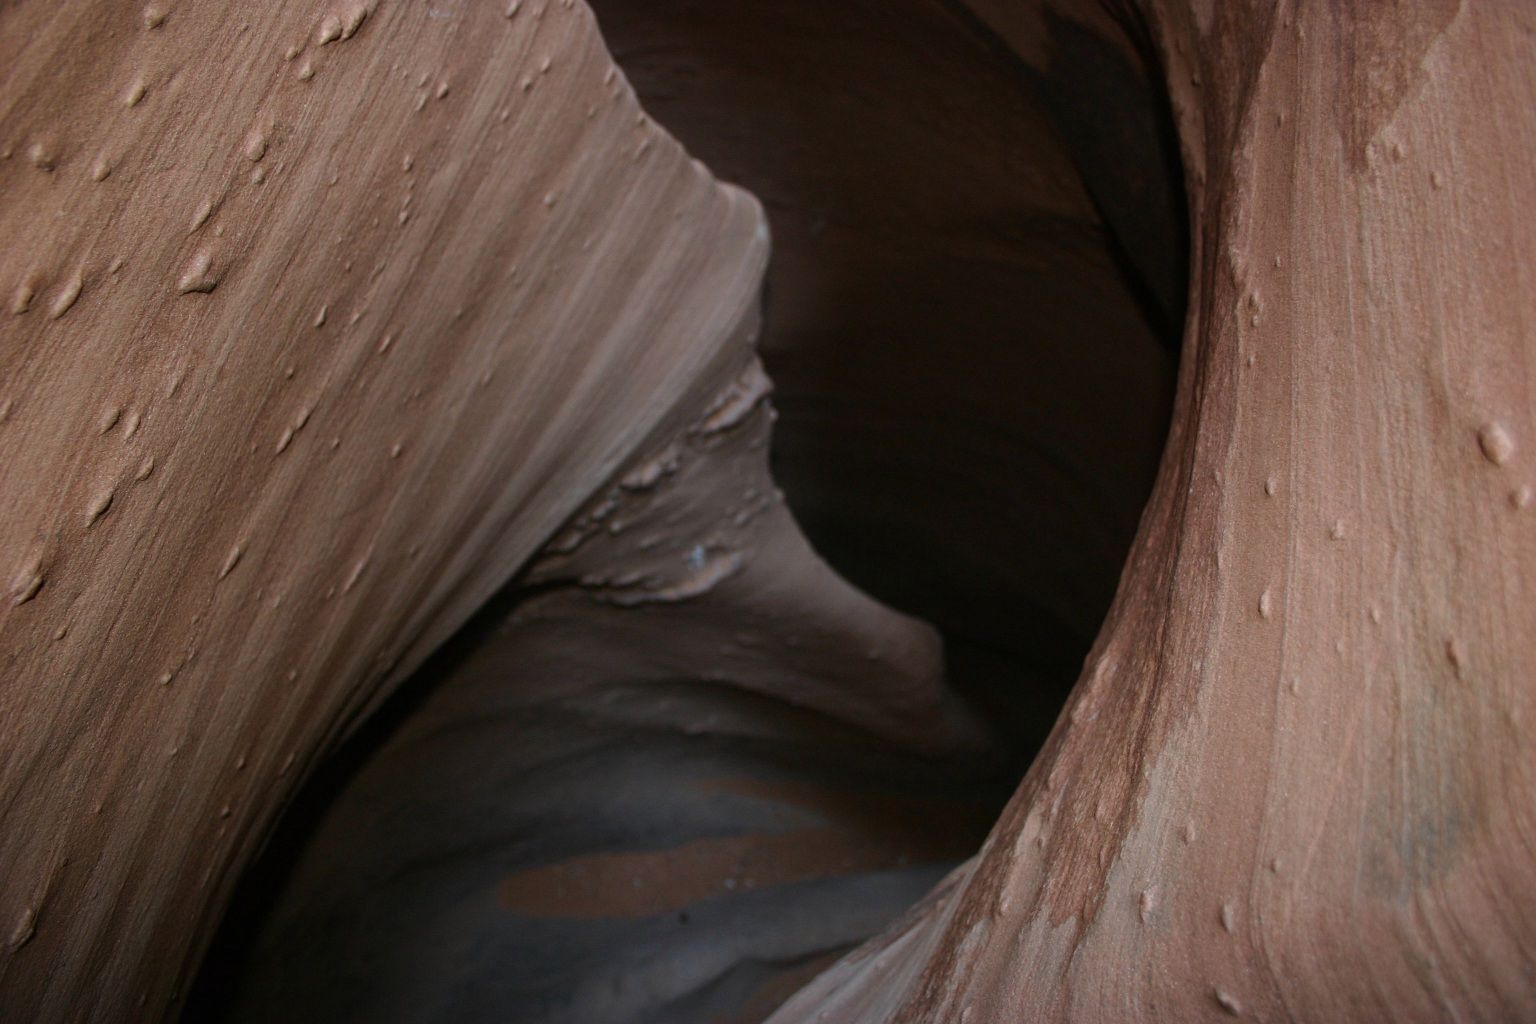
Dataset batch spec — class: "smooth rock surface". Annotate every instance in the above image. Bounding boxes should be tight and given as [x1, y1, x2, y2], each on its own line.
[0, 2, 762, 1018]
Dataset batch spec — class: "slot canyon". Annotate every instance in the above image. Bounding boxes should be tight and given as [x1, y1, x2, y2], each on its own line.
[0, 1, 1532, 1022]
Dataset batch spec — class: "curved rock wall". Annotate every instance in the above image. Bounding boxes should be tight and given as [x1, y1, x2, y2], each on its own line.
[768, 2, 1536, 1020]
[0, 2, 762, 1018]
[3, 1, 1533, 1022]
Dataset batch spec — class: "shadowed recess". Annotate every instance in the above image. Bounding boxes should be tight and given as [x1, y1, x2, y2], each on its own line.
[190, 2, 1186, 1022]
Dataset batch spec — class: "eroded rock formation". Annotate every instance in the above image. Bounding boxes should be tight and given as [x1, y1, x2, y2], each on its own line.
[209, 355, 1006, 1021]
[0, 2, 764, 1017]
[769, 2, 1536, 1020]
[1, 0, 1533, 1022]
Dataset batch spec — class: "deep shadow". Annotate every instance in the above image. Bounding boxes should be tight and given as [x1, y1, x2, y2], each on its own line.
[591, 0, 1187, 770]
[188, 2, 1187, 1020]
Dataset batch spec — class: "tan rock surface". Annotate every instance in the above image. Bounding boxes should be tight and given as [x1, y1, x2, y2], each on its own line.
[769, 2, 1536, 1020]
[3, 0, 1534, 1021]
[0, 1, 763, 1018]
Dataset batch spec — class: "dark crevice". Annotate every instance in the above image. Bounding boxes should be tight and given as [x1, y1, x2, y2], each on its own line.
[189, 3, 1188, 1022]
[183, 574, 567, 1022]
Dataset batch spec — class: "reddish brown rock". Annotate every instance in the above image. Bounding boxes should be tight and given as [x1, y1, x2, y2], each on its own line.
[0, 2, 762, 1018]
[769, 2, 1536, 1020]
[2, 0, 1534, 1022]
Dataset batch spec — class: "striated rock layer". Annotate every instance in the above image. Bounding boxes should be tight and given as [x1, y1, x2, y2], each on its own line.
[0, 1, 764, 1018]
[768, 1, 1536, 1021]
[2, 0, 1534, 1021]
